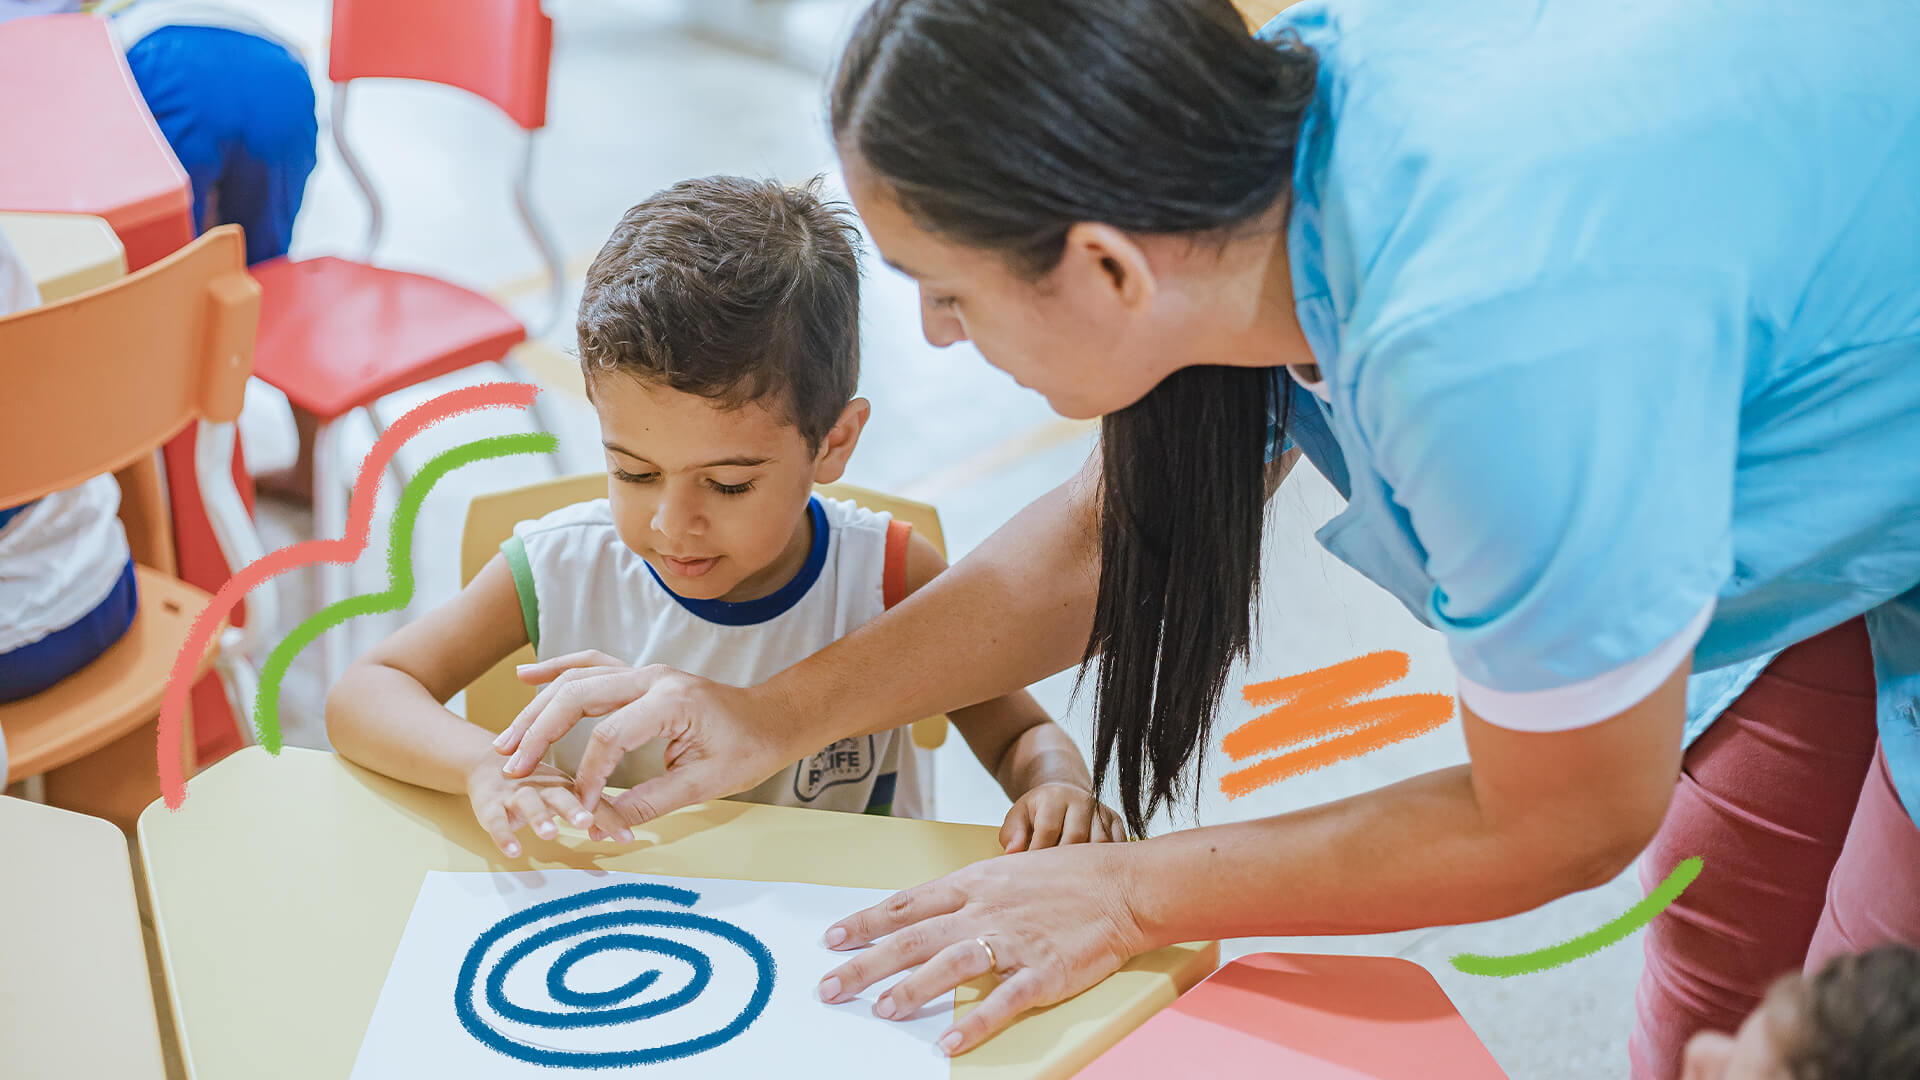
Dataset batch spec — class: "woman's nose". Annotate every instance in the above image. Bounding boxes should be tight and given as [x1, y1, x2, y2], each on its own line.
[920, 293, 967, 348]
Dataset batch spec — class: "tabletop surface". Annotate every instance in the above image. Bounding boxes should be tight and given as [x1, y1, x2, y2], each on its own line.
[0, 795, 170, 1080]
[0, 13, 191, 231]
[0, 211, 127, 303]
[138, 748, 1217, 1079]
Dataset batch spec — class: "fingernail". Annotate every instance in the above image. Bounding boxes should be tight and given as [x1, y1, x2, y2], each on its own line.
[572, 811, 591, 826]
[618, 829, 633, 843]
[492, 731, 510, 748]
[825, 926, 847, 948]
[938, 1031, 961, 1056]
[817, 977, 840, 1002]
[537, 823, 555, 839]
[875, 995, 895, 1019]
[503, 842, 520, 857]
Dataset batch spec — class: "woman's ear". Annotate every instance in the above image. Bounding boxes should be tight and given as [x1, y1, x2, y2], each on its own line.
[812, 398, 872, 484]
[1059, 222, 1157, 315]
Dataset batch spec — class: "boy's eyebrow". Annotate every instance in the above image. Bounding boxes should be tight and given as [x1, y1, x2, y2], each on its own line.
[881, 255, 921, 278]
[602, 441, 771, 469]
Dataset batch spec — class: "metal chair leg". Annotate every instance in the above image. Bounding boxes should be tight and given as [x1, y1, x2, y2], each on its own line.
[313, 418, 352, 692]
[361, 405, 411, 506]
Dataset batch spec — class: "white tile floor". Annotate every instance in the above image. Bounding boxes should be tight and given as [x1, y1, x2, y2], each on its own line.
[230, 2, 1645, 1075]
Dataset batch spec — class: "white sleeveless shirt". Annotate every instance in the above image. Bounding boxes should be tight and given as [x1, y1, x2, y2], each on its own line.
[501, 495, 925, 819]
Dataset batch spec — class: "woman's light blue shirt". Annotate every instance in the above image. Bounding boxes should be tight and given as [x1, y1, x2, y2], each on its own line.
[1261, 0, 1920, 822]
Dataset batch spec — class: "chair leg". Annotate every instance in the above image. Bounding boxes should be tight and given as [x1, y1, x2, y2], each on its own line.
[213, 627, 260, 747]
[21, 772, 45, 804]
[314, 418, 352, 692]
[361, 405, 411, 502]
[499, 353, 565, 477]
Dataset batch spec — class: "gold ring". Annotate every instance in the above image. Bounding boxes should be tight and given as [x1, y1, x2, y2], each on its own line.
[976, 936, 998, 974]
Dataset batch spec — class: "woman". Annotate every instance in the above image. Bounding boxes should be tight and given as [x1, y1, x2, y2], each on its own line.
[494, 0, 1920, 1073]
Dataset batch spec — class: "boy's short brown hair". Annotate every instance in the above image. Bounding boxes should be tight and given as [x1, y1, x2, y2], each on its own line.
[577, 176, 864, 446]
[1777, 944, 1920, 1079]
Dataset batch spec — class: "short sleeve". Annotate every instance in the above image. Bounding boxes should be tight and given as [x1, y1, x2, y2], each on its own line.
[1353, 271, 1744, 703]
[499, 535, 540, 652]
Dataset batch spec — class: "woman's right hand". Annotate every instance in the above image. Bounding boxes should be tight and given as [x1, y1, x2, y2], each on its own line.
[492, 660, 803, 827]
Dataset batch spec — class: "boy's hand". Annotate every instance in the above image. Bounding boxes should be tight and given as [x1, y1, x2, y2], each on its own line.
[464, 755, 634, 857]
[1000, 782, 1127, 852]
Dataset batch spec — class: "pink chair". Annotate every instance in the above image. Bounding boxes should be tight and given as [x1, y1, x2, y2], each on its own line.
[1078, 952, 1508, 1079]
[246, 0, 566, 684]
[0, 13, 194, 272]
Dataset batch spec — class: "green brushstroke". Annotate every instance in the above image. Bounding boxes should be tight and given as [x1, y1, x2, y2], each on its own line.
[254, 433, 557, 752]
[1450, 856, 1704, 977]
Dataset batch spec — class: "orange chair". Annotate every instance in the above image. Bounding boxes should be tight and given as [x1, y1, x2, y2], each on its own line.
[0, 227, 273, 829]
[246, 0, 566, 686]
[0, 11, 257, 766]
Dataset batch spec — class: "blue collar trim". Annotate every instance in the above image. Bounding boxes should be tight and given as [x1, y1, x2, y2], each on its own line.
[645, 497, 828, 626]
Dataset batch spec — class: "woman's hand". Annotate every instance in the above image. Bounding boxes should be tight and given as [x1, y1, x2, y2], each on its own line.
[462, 755, 632, 856]
[816, 842, 1150, 1056]
[491, 650, 637, 772]
[1000, 782, 1128, 852]
[492, 654, 804, 825]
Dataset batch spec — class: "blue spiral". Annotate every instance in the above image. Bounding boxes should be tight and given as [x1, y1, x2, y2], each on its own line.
[455, 883, 777, 1069]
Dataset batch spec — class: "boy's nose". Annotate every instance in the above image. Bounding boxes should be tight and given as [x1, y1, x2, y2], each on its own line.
[650, 494, 703, 540]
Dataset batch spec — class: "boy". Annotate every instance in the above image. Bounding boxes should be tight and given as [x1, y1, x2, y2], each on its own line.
[327, 176, 1122, 856]
[1683, 944, 1920, 1080]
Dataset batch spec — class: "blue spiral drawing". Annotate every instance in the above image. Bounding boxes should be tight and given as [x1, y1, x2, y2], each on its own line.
[454, 883, 777, 1069]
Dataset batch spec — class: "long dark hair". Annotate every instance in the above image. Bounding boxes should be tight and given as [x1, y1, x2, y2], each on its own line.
[832, 0, 1317, 835]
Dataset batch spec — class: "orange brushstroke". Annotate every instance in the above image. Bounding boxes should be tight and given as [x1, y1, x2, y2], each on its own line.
[1219, 650, 1455, 798]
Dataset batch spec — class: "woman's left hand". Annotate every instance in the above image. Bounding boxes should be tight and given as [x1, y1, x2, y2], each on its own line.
[815, 841, 1150, 1056]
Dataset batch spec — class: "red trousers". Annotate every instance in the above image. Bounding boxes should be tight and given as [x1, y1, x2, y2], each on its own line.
[1630, 617, 1920, 1078]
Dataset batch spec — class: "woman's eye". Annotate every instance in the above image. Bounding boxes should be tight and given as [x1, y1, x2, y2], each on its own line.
[612, 469, 657, 484]
[931, 295, 958, 310]
[709, 480, 755, 496]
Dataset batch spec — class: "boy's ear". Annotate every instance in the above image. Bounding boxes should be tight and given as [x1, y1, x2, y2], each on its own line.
[811, 398, 870, 484]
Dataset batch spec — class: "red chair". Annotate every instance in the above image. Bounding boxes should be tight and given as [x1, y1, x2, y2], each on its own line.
[247, 0, 566, 685]
[1077, 952, 1508, 1079]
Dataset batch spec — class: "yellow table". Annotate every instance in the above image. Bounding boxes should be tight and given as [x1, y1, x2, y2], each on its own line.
[0, 210, 127, 303]
[0, 795, 170, 1080]
[138, 748, 1217, 1078]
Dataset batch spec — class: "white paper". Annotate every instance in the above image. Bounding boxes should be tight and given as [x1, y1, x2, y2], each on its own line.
[351, 870, 952, 1078]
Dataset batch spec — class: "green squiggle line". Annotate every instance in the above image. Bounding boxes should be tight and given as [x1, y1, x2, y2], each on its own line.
[254, 433, 559, 752]
[1450, 856, 1704, 978]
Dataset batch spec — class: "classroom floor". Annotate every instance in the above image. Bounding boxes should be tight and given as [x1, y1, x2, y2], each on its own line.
[231, 1, 1645, 1075]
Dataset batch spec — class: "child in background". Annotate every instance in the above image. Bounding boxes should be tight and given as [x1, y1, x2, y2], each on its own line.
[0, 232, 140, 705]
[1682, 944, 1920, 1080]
[327, 176, 1124, 855]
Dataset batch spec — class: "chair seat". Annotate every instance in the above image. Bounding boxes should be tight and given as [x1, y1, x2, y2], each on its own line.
[1, 567, 218, 782]
[251, 256, 527, 419]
